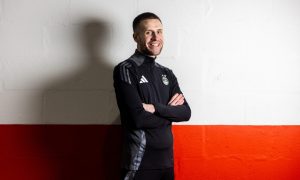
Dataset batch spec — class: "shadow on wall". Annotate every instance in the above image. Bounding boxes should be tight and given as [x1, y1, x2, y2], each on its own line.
[42, 19, 120, 124]
[38, 19, 122, 180]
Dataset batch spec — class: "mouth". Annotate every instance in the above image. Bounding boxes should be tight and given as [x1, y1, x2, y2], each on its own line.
[143, 41, 163, 55]
[148, 42, 161, 48]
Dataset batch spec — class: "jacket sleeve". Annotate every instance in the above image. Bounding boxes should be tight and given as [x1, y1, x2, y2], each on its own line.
[153, 70, 191, 122]
[113, 64, 169, 129]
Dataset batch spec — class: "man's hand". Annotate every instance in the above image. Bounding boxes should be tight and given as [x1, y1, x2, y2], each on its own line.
[142, 93, 184, 113]
[168, 93, 185, 106]
[142, 103, 155, 113]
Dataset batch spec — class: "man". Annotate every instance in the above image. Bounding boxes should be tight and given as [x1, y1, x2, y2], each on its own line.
[113, 12, 191, 180]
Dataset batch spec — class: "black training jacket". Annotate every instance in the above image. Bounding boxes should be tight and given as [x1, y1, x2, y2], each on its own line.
[113, 50, 191, 170]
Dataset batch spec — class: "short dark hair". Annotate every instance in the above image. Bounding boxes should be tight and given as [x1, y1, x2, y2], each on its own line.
[132, 12, 162, 32]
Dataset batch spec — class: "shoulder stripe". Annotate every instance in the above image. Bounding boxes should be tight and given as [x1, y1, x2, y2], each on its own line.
[119, 61, 132, 84]
[126, 69, 132, 84]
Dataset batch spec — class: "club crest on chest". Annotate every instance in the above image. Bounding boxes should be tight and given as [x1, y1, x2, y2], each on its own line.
[162, 74, 169, 85]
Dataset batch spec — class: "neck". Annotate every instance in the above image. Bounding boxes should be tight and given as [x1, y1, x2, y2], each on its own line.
[136, 49, 157, 59]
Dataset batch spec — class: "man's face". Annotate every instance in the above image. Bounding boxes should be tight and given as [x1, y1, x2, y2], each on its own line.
[134, 19, 164, 57]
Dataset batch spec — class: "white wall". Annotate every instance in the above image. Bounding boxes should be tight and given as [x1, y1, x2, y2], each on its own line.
[0, 0, 299, 124]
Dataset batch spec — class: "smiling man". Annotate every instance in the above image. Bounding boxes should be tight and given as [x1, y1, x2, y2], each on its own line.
[133, 16, 163, 57]
[113, 12, 191, 180]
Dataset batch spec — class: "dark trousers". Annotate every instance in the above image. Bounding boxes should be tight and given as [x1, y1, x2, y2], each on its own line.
[121, 168, 174, 180]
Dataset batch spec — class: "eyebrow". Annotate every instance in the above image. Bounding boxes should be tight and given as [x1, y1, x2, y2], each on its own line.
[145, 28, 163, 31]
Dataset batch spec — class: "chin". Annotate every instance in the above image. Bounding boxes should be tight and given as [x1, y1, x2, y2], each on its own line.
[148, 48, 163, 56]
[149, 52, 161, 56]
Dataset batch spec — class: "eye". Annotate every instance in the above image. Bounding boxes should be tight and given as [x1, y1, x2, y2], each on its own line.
[145, 31, 152, 35]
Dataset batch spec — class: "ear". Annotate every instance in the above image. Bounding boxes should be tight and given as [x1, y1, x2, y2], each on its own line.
[133, 32, 138, 43]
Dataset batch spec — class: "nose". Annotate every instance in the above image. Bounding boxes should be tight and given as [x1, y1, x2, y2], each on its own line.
[151, 32, 158, 40]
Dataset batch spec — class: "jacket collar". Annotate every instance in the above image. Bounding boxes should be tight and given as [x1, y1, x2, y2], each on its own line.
[129, 50, 156, 66]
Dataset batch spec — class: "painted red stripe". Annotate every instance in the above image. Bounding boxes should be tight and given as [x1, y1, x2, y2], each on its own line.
[173, 125, 300, 180]
[0, 125, 299, 180]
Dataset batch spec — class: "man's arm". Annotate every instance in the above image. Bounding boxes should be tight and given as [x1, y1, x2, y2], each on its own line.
[114, 64, 169, 129]
[168, 93, 185, 106]
[153, 94, 191, 122]
[143, 93, 184, 113]
[153, 72, 191, 122]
